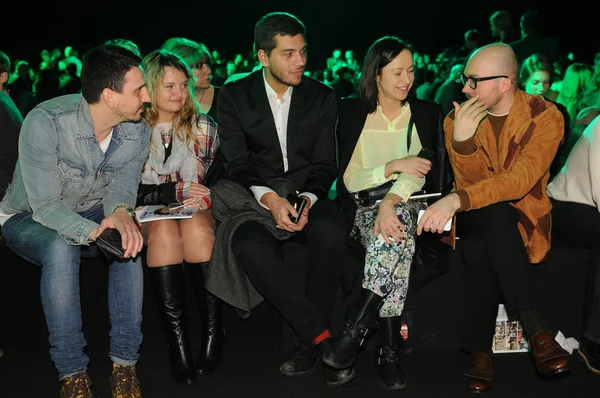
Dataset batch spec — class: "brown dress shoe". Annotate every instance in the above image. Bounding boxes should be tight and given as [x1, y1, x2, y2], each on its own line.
[530, 330, 571, 375]
[465, 352, 494, 393]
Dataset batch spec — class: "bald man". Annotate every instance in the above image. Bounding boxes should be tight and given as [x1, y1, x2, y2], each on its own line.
[416, 43, 569, 392]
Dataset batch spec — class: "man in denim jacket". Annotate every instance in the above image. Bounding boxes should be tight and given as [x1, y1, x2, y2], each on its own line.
[0, 44, 150, 398]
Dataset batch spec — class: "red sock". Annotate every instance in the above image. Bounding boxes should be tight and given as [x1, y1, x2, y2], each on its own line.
[313, 329, 331, 345]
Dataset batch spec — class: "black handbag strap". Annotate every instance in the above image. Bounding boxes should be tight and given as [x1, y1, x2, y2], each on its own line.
[406, 118, 414, 152]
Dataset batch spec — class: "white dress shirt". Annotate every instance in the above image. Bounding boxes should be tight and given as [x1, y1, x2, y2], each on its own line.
[250, 70, 318, 209]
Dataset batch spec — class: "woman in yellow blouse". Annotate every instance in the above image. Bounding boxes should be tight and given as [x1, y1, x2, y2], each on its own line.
[322, 36, 451, 389]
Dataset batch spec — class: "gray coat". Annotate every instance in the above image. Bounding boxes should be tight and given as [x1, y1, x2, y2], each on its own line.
[206, 179, 293, 319]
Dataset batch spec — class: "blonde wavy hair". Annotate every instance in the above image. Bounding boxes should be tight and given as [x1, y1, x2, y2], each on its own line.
[142, 49, 201, 149]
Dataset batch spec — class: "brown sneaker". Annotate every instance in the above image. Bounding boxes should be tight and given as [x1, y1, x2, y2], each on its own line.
[109, 363, 141, 398]
[60, 371, 94, 398]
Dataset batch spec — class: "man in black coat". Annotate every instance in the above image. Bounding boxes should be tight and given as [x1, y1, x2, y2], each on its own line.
[216, 11, 353, 387]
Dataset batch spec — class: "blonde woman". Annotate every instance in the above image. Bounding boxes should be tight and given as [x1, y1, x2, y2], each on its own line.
[137, 49, 221, 384]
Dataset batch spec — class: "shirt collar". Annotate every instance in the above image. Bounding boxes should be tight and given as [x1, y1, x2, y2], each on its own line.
[263, 69, 293, 102]
[376, 102, 410, 124]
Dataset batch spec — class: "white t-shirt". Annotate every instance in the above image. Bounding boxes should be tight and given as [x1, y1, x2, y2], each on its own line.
[99, 131, 113, 153]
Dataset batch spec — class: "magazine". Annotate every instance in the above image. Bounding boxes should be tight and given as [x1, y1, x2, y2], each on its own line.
[492, 304, 529, 353]
[135, 205, 199, 223]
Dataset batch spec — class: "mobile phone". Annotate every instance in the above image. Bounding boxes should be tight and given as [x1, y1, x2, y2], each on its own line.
[291, 197, 308, 224]
[417, 147, 435, 161]
[418, 209, 452, 231]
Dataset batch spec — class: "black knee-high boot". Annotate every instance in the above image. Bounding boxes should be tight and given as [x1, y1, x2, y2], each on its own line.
[148, 264, 197, 384]
[376, 316, 406, 390]
[188, 261, 225, 375]
[322, 288, 383, 369]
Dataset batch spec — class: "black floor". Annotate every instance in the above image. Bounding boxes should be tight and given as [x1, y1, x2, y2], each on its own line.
[1, 242, 598, 398]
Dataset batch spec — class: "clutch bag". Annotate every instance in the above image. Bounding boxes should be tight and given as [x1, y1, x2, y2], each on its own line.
[96, 228, 125, 261]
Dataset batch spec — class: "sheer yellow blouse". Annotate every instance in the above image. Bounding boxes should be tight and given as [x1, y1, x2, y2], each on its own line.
[343, 103, 425, 201]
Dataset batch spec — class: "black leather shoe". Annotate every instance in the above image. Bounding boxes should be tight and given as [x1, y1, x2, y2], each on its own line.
[376, 316, 406, 390]
[188, 261, 225, 375]
[322, 289, 383, 369]
[322, 329, 368, 369]
[323, 365, 356, 387]
[148, 265, 197, 385]
[377, 349, 406, 390]
[195, 288, 225, 375]
[279, 342, 317, 377]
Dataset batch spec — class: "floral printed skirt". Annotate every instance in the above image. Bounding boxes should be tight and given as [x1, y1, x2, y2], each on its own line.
[351, 198, 427, 317]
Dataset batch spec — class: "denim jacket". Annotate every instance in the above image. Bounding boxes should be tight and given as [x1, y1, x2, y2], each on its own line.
[0, 94, 150, 245]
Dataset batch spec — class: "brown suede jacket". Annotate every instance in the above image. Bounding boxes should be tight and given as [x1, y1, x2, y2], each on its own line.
[444, 90, 564, 263]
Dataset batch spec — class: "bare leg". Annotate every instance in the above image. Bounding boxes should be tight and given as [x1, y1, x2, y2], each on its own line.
[179, 210, 215, 263]
[142, 219, 183, 267]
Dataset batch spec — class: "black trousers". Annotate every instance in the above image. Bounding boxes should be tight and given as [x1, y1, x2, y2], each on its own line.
[458, 202, 535, 353]
[551, 199, 600, 344]
[232, 199, 346, 345]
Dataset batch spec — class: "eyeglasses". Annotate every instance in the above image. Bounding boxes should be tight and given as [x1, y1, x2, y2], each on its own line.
[460, 73, 510, 89]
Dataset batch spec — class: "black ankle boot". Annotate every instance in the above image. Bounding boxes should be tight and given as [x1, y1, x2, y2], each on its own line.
[322, 289, 383, 369]
[188, 261, 225, 375]
[148, 264, 196, 384]
[376, 316, 406, 390]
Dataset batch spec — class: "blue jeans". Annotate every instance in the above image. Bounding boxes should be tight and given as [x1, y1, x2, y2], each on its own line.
[2, 204, 143, 380]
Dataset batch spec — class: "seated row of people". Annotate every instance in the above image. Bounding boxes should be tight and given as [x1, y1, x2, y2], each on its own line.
[0, 11, 597, 398]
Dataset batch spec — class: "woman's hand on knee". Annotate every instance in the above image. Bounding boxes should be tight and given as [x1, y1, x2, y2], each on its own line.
[374, 200, 406, 245]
